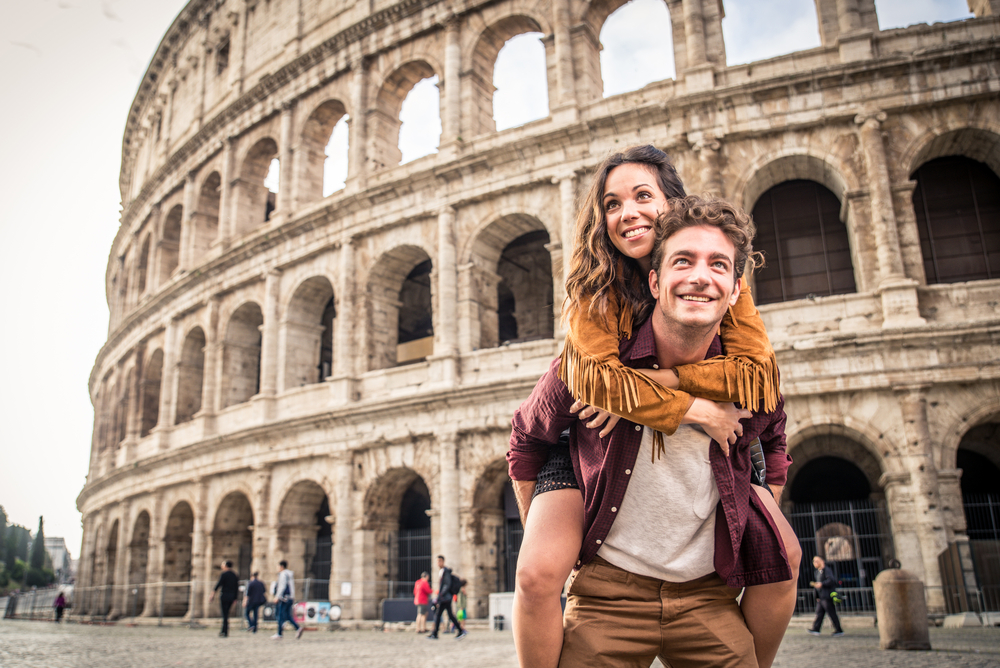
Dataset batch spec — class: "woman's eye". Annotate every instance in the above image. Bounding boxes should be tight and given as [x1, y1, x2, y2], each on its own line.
[605, 201, 619, 211]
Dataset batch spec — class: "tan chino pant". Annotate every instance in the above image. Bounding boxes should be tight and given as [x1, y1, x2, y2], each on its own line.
[559, 557, 757, 668]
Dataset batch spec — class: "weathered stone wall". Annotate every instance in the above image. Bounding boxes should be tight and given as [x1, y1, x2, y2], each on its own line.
[77, 0, 1000, 620]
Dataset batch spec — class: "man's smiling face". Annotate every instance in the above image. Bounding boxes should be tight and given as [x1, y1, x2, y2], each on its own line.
[649, 224, 740, 333]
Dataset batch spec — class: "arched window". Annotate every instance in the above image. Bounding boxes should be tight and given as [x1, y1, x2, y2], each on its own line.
[497, 230, 553, 344]
[128, 511, 150, 616]
[191, 171, 221, 264]
[233, 138, 279, 236]
[752, 180, 856, 304]
[175, 328, 205, 424]
[912, 156, 1000, 284]
[278, 481, 331, 600]
[163, 502, 194, 616]
[140, 349, 163, 437]
[396, 478, 431, 597]
[283, 277, 336, 388]
[398, 76, 441, 164]
[599, 0, 674, 97]
[300, 100, 349, 202]
[210, 492, 254, 606]
[397, 260, 434, 364]
[224, 303, 264, 407]
[493, 33, 549, 130]
[159, 205, 183, 285]
[137, 236, 150, 295]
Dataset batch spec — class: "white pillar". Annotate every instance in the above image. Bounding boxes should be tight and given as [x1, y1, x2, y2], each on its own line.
[437, 433, 461, 577]
[277, 101, 295, 215]
[347, 56, 367, 192]
[217, 137, 235, 247]
[258, 270, 282, 397]
[442, 18, 461, 144]
[333, 459, 354, 614]
[180, 171, 197, 271]
[436, 207, 459, 386]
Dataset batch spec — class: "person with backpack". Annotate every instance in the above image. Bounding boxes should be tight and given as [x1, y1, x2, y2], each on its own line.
[808, 555, 844, 636]
[271, 560, 304, 640]
[427, 555, 467, 640]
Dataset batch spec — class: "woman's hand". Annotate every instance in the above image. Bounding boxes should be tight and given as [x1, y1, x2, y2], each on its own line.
[681, 398, 751, 456]
[570, 400, 621, 437]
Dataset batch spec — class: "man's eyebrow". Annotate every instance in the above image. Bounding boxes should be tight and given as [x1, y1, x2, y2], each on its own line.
[668, 249, 733, 263]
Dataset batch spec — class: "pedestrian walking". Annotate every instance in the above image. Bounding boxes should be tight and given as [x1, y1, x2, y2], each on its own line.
[271, 560, 304, 640]
[413, 571, 432, 633]
[53, 592, 66, 623]
[427, 555, 466, 640]
[808, 556, 844, 636]
[209, 560, 240, 637]
[243, 572, 267, 633]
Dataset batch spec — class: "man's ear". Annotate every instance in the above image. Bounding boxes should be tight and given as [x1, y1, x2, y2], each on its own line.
[649, 268, 660, 300]
[729, 274, 741, 306]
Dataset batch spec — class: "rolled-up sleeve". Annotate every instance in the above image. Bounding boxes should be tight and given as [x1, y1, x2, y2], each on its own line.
[508, 358, 576, 481]
[759, 396, 791, 487]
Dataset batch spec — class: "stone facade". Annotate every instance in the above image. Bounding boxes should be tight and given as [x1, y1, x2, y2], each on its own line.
[76, 0, 1000, 620]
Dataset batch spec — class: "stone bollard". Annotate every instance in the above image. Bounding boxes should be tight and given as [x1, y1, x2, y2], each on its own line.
[873, 567, 931, 650]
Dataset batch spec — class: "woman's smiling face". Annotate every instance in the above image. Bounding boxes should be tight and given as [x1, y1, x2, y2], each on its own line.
[603, 162, 669, 264]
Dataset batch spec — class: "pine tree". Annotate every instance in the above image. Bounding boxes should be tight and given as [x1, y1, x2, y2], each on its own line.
[0, 505, 7, 564]
[30, 516, 46, 569]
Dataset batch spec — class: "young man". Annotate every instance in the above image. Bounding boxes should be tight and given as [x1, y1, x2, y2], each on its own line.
[243, 571, 267, 633]
[271, 560, 304, 640]
[809, 555, 844, 636]
[209, 560, 239, 637]
[508, 196, 792, 668]
[427, 555, 466, 640]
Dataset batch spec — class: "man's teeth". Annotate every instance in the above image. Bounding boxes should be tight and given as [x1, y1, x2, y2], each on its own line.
[624, 228, 648, 239]
[681, 296, 710, 302]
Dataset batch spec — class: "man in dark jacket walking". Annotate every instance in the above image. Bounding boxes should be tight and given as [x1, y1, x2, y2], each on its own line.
[808, 556, 844, 636]
[243, 572, 267, 633]
[210, 560, 240, 637]
[427, 555, 466, 640]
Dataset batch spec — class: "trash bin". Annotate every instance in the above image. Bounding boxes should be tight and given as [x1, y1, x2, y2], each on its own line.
[873, 566, 931, 650]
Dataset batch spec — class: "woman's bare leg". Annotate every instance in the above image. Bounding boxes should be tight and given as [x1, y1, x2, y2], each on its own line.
[741, 485, 802, 668]
[513, 487, 585, 668]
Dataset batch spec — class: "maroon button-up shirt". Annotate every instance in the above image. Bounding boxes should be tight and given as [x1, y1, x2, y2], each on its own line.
[508, 316, 793, 588]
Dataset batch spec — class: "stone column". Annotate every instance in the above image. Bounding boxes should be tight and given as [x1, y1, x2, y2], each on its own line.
[156, 318, 180, 446]
[229, 6, 248, 94]
[683, 0, 708, 66]
[163, 82, 178, 151]
[250, 465, 273, 578]
[855, 112, 925, 328]
[837, 0, 861, 33]
[258, 269, 282, 397]
[332, 459, 354, 616]
[141, 492, 166, 617]
[217, 137, 235, 247]
[276, 101, 295, 215]
[897, 386, 948, 612]
[441, 18, 462, 145]
[891, 180, 927, 285]
[347, 56, 368, 192]
[199, 297, 222, 421]
[694, 135, 723, 196]
[329, 238, 357, 403]
[435, 207, 459, 386]
[551, 0, 578, 118]
[187, 480, 210, 620]
[437, 432, 461, 575]
[75, 514, 95, 616]
[180, 171, 197, 271]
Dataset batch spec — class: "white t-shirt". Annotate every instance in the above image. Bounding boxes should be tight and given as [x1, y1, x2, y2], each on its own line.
[597, 425, 719, 582]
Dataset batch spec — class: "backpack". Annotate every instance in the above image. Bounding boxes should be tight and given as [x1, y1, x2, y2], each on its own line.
[449, 573, 467, 597]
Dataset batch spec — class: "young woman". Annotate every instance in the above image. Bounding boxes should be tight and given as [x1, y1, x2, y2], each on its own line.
[511, 145, 801, 668]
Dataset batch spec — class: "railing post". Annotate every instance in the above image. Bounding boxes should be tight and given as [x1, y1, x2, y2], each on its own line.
[159, 581, 165, 626]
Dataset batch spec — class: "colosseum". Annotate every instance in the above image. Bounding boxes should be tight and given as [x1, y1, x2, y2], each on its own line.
[75, 0, 1000, 623]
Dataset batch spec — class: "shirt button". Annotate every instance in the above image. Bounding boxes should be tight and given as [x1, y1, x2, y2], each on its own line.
[625, 469, 631, 475]
[576, 560, 581, 566]
[596, 540, 602, 545]
[635, 425, 641, 431]
[611, 507, 618, 512]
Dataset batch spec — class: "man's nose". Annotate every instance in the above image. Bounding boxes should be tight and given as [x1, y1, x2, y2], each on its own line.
[687, 260, 710, 284]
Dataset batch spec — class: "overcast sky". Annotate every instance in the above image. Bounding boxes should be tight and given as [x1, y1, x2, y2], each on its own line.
[0, 0, 974, 560]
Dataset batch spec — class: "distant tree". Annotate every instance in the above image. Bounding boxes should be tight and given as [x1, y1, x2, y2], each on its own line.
[0, 505, 7, 564]
[15, 527, 29, 563]
[30, 516, 45, 569]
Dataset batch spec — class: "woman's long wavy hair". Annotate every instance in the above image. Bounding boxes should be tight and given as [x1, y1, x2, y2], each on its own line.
[564, 145, 686, 334]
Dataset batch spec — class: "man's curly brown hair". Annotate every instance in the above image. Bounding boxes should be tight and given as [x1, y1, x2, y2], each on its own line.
[649, 195, 762, 284]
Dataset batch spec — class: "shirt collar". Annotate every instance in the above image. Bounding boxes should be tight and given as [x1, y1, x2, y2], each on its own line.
[621, 313, 723, 365]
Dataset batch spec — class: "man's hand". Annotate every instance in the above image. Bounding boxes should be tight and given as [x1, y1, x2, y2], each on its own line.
[209, 592, 215, 602]
[570, 400, 621, 437]
[681, 398, 751, 456]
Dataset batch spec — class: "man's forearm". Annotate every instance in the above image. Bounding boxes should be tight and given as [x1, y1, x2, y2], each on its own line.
[512, 480, 536, 526]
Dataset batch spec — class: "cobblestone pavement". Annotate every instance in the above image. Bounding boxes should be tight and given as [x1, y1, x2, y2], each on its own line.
[1, 619, 998, 668]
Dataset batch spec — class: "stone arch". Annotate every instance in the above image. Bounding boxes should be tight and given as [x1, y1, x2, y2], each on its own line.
[786, 419, 893, 477]
[468, 14, 549, 136]
[127, 510, 150, 617]
[276, 479, 332, 599]
[466, 213, 553, 349]
[469, 458, 520, 615]
[598, 0, 676, 97]
[366, 245, 434, 370]
[139, 348, 163, 438]
[233, 137, 279, 236]
[368, 60, 438, 171]
[941, 398, 1000, 470]
[158, 204, 183, 285]
[298, 99, 349, 204]
[362, 467, 432, 600]
[282, 276, 336, 390]
[209, 491, 254, 605]
[738, 151, 854, 215]
[162, 500, 194, 617]
[903, 125, 1000, 180]
[175, 326, 205, 424]
[223, 302, 263, 408]
[190, 170, 221, 264]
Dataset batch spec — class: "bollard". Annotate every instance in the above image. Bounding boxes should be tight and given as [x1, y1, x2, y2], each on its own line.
[873, 566, 931, 650]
